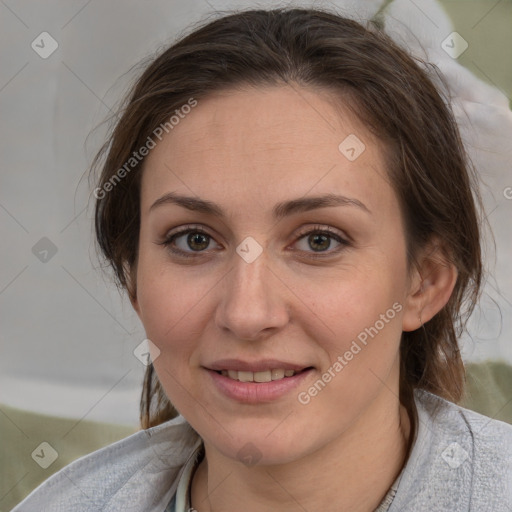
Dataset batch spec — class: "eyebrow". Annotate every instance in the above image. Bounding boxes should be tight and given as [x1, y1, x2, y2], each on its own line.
[149, 192, 371, 219]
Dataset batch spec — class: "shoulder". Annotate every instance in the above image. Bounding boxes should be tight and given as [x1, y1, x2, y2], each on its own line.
[11, 415, 201, 512]
[417, 387, 512, 459]
[389, 389, 512, 512]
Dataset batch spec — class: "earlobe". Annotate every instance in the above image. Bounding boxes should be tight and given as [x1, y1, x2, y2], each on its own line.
[402, 243, 458, 332]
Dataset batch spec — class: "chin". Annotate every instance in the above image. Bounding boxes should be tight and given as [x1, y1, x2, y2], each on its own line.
[197, 418, 318, 467]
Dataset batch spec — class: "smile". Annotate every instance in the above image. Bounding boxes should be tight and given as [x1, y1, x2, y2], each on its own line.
[217, 369, 299, 382]
[207, 365, 314, 403]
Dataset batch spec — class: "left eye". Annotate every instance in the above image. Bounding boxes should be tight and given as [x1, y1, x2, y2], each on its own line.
[294, 229, 346, 254]
[160, 225, 348, 259]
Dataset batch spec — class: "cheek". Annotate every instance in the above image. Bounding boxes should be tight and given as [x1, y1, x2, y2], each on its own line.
[135, 251, 203, 355]
[300, 260, 405, 341]
[296, 280, 404, 419]
[299, 262, 407, 402]
[135, 264, 206, 408]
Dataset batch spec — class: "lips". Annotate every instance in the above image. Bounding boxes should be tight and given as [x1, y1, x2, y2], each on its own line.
[207, 364, 314, 403]
[206, 359, 312, 389]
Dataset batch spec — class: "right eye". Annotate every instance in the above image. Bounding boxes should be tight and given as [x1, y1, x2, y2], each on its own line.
[159, 225, 222, 259]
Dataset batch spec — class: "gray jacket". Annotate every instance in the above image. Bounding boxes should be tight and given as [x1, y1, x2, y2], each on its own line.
[11, 389, 512, 511]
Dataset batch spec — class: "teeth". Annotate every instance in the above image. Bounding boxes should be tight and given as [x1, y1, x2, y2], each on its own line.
[271, 369, 285, 380]
[220, 369, 298, 382]
[254, 370, 272, 383]
[238, 371, 253, 382]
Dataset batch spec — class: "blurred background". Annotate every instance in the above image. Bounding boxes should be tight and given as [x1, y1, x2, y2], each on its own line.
[1, 0, 511, 509]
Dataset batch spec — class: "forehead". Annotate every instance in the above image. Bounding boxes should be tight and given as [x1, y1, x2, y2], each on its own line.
[140, 85, 395, 220]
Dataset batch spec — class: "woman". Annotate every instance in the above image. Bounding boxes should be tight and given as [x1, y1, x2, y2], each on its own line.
[13, 7, 512, 512]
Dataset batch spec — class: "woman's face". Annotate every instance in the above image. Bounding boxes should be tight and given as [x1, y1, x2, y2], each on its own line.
[133, 85, 417, 465]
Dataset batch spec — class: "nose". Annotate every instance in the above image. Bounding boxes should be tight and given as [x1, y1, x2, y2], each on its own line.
[214, 248, 289, 341]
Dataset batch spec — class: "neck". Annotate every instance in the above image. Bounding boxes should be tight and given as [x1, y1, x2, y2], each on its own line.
[191, 385, 411, 512]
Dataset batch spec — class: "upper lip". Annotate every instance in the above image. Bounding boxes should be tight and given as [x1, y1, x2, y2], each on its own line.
[206, 359, 311, 372]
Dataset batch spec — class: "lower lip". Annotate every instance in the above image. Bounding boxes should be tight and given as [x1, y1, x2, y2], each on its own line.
[206, 368, 313, 404]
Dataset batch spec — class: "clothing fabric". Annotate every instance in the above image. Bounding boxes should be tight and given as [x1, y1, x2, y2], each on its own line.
[12, 388, 512, 511]
[164, 442, 203, 512]
[163, 445, 402, 512]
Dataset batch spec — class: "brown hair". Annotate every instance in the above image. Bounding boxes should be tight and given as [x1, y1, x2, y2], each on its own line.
[91, 8, 483, 461]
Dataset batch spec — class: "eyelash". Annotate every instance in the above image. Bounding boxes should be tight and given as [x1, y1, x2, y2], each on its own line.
[158, 224, 350, 260]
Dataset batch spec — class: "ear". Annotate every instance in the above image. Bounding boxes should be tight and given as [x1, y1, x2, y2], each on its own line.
[402, 238, 458, 332]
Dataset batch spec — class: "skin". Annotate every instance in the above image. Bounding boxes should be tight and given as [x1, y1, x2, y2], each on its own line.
[131, 84, 457, 511]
